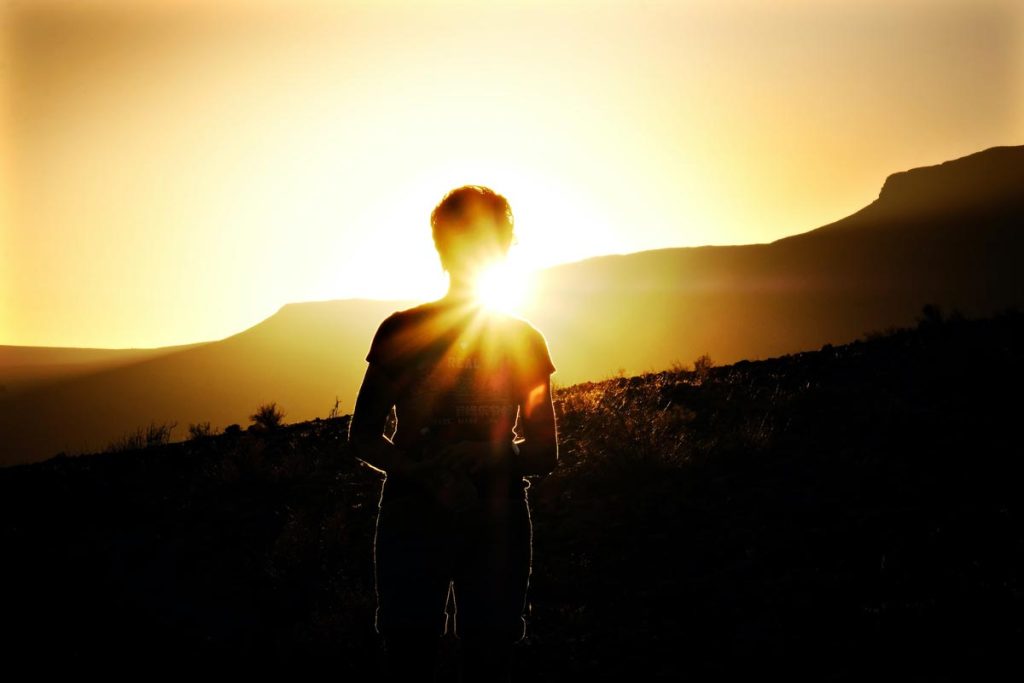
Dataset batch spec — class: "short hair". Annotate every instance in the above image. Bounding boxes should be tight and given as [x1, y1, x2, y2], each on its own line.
[430, 185, 515, 263]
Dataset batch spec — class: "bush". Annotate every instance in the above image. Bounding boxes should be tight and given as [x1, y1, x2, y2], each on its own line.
[668, 358, 690, 374]
[250, 402, 287, 431]
[188, 421, 214, 441]
[555, 374, 692, 475]
[916, 303, 944, 328]
[105, 420, 177, 453]
[862, 324, 904, 342]
[328, 396, 343, 420]
[693, 353, 715, 384]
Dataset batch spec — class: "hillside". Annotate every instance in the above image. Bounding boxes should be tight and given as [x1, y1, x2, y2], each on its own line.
[525, 145, 1024, 380]
[0, 340, 211, 398]
[1, 304, 1021, 678]
[3, 144, 1021, 467]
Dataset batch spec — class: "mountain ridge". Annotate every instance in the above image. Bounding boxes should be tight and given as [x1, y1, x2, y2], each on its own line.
[2, 143, 1021, 466]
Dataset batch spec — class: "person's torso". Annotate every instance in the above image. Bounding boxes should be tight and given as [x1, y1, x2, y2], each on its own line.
[384, 302, 530, 496]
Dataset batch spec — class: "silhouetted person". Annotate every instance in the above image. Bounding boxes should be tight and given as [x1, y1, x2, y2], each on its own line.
[348, 185, 559, 682]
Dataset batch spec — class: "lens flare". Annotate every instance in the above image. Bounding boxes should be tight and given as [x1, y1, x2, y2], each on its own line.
[475, 261, 528, 314]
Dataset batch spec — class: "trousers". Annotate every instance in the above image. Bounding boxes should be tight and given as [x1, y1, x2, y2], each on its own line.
[373, 477, 533, 682]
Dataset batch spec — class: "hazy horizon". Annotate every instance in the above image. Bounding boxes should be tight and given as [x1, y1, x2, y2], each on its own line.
[3, 0, 1022, 348]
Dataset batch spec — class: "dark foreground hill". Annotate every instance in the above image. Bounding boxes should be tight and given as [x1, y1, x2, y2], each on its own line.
[1, 304, 1022, 679]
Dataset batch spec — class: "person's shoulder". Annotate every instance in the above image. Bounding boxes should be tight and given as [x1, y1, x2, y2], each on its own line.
[498, 313, 556, 378]
[503, 312, 548, 343]
[370, 308, 419, 349]
[381, 301, 433, 327]
[494, 313, 550, 356]
[374, 310, 403, 333]
[367, 306, 430, 368]
[396, 301, 433, 316]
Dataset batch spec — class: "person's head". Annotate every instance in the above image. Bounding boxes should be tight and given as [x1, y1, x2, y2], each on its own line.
[431, 185, 515, 279]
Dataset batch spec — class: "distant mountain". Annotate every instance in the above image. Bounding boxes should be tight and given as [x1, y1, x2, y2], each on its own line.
[0, 342, 210, 398]
[1, 145, 1021, 466]
[0, 298, 405, 466]
[519, 144, 1023, 380]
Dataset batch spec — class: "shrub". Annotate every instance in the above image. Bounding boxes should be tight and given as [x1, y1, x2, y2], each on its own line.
[555, 374, 692, 475]
[148, 420, 176, 445]
[668, 358, 690, 374]
[188, 421, 214, 441]
[250, 402, 287, 431]
[861, 322, 907, 342]
[328, 396, 343, 420]
[693, 353, 715, 383]
[916, 303, 945, 329]
[105, 420, 177, 453]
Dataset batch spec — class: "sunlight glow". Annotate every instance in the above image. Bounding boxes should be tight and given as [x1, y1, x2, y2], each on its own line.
[8, 0, 1020, 348]
[475, 261, 530, 315]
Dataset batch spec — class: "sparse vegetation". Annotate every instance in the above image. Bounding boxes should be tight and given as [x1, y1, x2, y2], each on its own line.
[250, 401, 287, 431]
[862, 324, 905, 342]
[692, 352, 714, 383]
[668, 357, 689, 374]
[6, 306, 1023, 677]
[328, 396, 343, 420]
[187, 421, 214, 441]
[665, 353, 715, 383]
[104, 420, 177, 453]
[917, 302, 945, 327]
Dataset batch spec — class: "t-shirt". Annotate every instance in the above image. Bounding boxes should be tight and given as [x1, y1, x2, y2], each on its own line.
[365, 298, 556, 497]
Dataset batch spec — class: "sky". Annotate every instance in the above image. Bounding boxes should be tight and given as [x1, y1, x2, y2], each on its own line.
[2, 0, 1022, 349]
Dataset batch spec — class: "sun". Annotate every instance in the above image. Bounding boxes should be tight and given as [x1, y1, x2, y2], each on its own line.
[474, 260, 530, 314]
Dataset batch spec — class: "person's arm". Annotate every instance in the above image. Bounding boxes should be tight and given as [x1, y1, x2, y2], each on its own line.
[511, 373, 559, 478]
[434, 376, 558, 478]
[347, 361, 419, 478]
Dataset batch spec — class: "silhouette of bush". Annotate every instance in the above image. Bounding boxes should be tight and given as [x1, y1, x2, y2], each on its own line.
[327, 396, 343, 420]
[250, 402, 287, 431]
[188, 421, 214, 441]
[668, 358, 690, 374]
[105, 420, 177, 453]
[556, 373, 693, 474]
[861, 324, 905, 342]
[693, 353, 715, 384]
[916, 303, 945, 329]
[666, 354, 714, 383]
[223, 423, 242, 436]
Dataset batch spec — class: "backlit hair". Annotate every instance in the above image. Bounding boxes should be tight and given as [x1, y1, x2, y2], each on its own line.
[430, 185, 515, 265]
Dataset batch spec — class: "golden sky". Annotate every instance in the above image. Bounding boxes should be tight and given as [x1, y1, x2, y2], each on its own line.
[2, 0, 1022, 348]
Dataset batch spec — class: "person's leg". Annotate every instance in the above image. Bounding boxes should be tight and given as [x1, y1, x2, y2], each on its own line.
[451, 495, 533, 683]
[374, 491, 455, 683]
